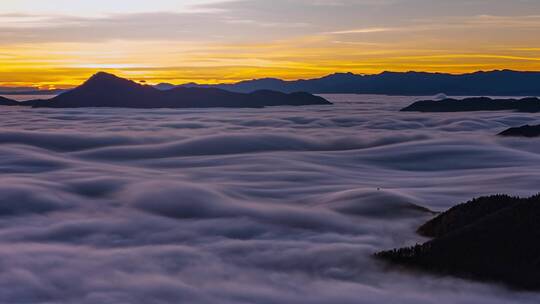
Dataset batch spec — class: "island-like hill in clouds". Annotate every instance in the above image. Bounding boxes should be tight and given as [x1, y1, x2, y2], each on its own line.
[499, 124, 540, 137]
[401, 97, 540, 113]
[168, 70, 540, 96]
[0, 72, 331, 108]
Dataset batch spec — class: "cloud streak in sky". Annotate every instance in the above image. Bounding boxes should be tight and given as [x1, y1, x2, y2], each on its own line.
[0, 0, 539, 86]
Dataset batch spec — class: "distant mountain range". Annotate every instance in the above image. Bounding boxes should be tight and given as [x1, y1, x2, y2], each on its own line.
[3, 70, 540, 97]
[3, 70, 540, 100]
[155, 70, 540, 96]
[0, 72, 331, 108]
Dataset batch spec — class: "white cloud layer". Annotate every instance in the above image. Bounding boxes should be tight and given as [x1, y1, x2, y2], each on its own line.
[0, 95, 540, 303]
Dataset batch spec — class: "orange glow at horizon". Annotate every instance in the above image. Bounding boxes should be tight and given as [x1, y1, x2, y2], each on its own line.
[2, 38, 540, 88]
[1, 4, 540, 88]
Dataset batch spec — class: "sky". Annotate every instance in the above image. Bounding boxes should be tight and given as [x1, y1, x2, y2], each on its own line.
[1, 0, 540, 88]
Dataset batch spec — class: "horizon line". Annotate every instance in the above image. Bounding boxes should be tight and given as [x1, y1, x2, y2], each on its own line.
[2, 68, 540, 91]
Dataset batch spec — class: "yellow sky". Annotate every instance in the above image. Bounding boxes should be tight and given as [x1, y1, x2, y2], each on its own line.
[1, 1, 539, 88]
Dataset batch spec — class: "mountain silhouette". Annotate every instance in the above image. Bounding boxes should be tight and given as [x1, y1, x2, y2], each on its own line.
[154, 83, 177, 91]
[376, 194, 540, 290]
[4, 70, 540, 97]
[0, 96, 19, 106]
[401, 97, 540, 113]
[4, 72, 331, 108]
[169, 70, 540, 96]
[0, 89, 66, 95]
[499, 124, 540, 137]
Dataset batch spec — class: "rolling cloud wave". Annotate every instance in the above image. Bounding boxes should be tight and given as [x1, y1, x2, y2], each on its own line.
[0, 95, 539, 303]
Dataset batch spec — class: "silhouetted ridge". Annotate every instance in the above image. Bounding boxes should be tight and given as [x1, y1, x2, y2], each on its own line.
[1, 72, 331, 109]
[170, 70, 540, 95]
[82, 72, 140, 90]
[498, 124, 540, 137]
[154, 83, 176, 91]
[0, 89, 66, 95]
[0, 96, 19, 106]
[401, 97, 540, 113]
[376, 194, 540, 290]
[417, 194, 519, 238]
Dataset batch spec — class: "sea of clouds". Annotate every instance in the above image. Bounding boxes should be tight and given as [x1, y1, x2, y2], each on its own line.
[1, 95, 540, 303]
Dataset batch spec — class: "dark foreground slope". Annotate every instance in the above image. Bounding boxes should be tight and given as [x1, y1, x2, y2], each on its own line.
[11, 72, 330, 109]
[176, 70, 540, 96]
[376, 194, 540, 290]
[401, 97, 540, 113]
[499, 125, 540, 138]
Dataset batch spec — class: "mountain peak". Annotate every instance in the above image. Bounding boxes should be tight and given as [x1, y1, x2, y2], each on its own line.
[154, 82, 176, 91]
[328, 72, 356, 76]
[81, 72, 141, 90]
[321, 72, 361, 81]
[87, 72, 127, 81]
